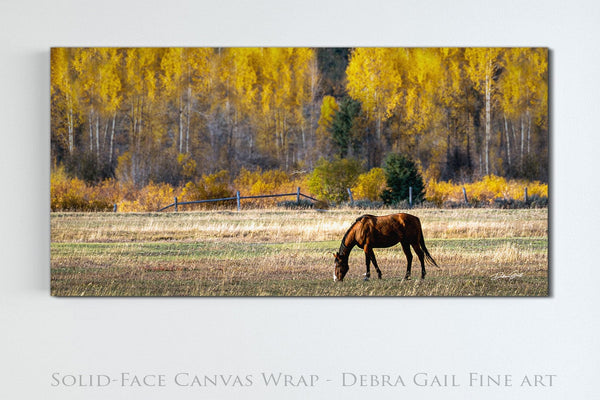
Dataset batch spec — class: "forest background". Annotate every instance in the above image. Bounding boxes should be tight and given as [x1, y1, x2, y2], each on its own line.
[50, 47, 548, 211]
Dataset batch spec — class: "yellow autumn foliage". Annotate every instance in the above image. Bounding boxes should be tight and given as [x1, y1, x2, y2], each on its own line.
[426, 175, 548, 206]
[51, 166, 116, 211]
[119, 182, 178, 212]
[51, 167, 548, 212]
[180, 170, 234, 209]
[351, 168, 386, 201]
[234, 167, 308, 207]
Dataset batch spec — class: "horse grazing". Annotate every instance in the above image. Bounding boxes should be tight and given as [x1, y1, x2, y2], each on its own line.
[333, 213, 438, 282]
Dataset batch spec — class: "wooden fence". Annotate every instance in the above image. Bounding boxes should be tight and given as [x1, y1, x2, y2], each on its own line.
[158, 186, 418, 212]
[157, 187, 318, 212]
[112, 185, 535, 212]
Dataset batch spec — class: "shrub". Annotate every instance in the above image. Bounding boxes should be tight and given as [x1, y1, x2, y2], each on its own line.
[119, 181, 177, 212]
[425, 179, 458, 207]
[381, 154, 424, 205]
[234, 167, 308, 208]
[235, 168, 293, 196]
[307, 157, 363, 203]
[177, 153, 197, 181]
[424, 175, 548, 207]
[181, 170, 235, 209]
[51, 166, 114, 211]
[466, 175, 509, 204]
[140, 182, 176, 211]
[351, 168, 386, 201]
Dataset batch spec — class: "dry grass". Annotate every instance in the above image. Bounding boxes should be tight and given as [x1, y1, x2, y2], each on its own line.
[51, 208, 548, 296]
[51, 208, 547, 242]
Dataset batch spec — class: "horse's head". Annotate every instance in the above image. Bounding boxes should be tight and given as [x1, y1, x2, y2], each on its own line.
[333, 252, 349, 282]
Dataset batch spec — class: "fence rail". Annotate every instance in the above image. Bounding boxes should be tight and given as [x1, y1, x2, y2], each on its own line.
[158, 187, 318, 212]
[128, 185, 535, 213]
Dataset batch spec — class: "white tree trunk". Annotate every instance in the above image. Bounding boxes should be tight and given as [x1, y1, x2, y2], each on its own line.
[178, 95, 183, 154]
[109, 113, 116, 165]
[504, 114, 511, 169]
[484, 67, 491, 176]
[526, 110, 531, 155]
[95, 115, 100, 161]
[186, 85, 191, 154]
[67, 95, 74, 155]
[520, 116, 525, 167]
[89, 109, 94, 153]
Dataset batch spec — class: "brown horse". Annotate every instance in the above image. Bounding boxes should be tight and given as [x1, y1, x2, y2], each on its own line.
[333, 213, 438, 282]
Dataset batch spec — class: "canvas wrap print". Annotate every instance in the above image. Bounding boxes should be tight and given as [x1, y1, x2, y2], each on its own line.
[50, 48, 548, 296]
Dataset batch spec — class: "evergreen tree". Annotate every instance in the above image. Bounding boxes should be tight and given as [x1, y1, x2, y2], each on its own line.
[381, 153, 424, 205]
[331, 96, 361, 158]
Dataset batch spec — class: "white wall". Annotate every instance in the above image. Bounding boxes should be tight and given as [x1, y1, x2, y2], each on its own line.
[1, 0, 599, 398]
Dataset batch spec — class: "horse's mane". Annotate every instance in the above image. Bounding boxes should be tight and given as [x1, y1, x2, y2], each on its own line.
[340, 215, 372, 254]
[341, 216, 362, 244]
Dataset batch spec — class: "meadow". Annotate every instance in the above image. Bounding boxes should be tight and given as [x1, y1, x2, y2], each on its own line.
[50, 208, 548, 296]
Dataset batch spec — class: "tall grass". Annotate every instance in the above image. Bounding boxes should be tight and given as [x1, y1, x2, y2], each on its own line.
[51, 209, 547, 243]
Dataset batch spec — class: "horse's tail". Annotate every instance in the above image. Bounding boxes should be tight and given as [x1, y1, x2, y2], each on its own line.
[419, 227, 439, 268]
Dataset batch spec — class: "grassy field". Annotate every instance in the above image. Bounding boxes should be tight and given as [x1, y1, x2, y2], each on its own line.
[50, 208, 548, 296]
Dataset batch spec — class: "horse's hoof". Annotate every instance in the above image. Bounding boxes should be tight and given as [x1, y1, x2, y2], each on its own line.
[404, 276, 411, 281]
[363, 276, 370, 281]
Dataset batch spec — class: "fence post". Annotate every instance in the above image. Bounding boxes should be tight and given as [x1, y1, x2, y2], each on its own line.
[347, 188, 354, 206]
[462, 187, 468, 205]
[524, 187, 529, 203]
[297, 187, 301, 205]
[236, 190, 241, 211]
[174, 197, 178, 212]
[409, 186, 413, 208]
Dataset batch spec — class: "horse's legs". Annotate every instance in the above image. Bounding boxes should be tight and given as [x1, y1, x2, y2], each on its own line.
[412, 241, 427, 279]
[363, 248, 371, 280]
[401, 242, 413, 280]
[369, 249, 382, 279]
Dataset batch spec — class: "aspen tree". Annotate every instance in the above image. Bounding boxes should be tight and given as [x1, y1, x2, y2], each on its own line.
[464, 48, 502, 176]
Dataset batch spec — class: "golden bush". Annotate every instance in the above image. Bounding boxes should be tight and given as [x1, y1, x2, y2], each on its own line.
[234, 167, 307, 207]
[425, 175, 548, 206]
[51, 166, 114, 211]
[180, 170, 235, 209]
[351, 168, 386, 201]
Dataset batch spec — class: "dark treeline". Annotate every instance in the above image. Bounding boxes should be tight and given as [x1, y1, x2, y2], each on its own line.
[51, 47, 548, 187]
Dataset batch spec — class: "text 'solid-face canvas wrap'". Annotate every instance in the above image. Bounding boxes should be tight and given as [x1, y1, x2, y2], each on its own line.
[50, 48, 548, 297]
